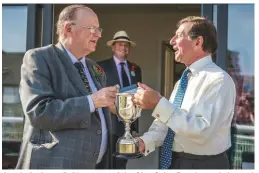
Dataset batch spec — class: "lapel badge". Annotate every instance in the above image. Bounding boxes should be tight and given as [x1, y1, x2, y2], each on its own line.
[130, 63, 136, 77]
[131, 71, 136, 77]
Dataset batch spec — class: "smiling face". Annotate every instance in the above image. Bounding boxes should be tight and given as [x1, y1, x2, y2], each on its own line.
[112, 41, 130, 61]
[73, 9, 101, 55]
[170, 16, 218, 66]
[169, 22, 197, 65]
[64, 8, 102, 57]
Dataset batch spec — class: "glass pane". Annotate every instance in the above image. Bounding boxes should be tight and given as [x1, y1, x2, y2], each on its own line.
[2, 86, 24, 142]
[227, 4, 254, 126]
[2, 6, 28, 53]
[213, 5, 217, 28]
[3, 103, 23, 117]
[2, 117, 23, 142]
[3, 87, 21, 103]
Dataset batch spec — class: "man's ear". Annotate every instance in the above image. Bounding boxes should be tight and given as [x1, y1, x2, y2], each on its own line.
[64, 23, 72, 35]
[196, 36, 204, 47]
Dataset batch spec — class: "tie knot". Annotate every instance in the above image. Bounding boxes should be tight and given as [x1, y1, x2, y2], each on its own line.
[74, 62, 84, 69]
[120, 62, 126, 67]
[182, 68, 190, 78]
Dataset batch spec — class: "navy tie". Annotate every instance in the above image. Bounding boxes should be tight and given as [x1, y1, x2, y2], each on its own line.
[120, 62, 130, 87]
[159, 68, 190, 169]
[74, 62, 92, 93]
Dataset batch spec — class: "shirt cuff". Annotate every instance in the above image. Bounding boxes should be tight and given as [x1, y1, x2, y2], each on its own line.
[87, 95, 95, 113]
[152, 97, 176, 124]
[139, 136, 155, 156]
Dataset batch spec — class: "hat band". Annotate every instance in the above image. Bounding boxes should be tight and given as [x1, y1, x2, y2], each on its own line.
[114, 36, 130, 41]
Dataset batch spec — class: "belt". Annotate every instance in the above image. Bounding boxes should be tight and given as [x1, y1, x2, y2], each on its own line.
[172, 151, 227, 160]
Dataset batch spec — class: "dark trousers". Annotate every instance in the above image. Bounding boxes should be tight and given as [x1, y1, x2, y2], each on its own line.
[169, 151, 230, 169]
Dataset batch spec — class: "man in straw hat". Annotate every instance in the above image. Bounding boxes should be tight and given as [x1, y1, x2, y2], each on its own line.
[98, 30, 142, 169]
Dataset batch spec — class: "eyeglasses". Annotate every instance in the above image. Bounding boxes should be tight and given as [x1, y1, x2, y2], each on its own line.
[71, 23, 103, 34]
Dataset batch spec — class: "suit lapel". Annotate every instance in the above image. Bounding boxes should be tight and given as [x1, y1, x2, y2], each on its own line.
[85, 58, 102, 90]
[53, 43, 88, 96]
[86, 59, 114, 162]
[85, 59, 113, 137]
[127, 61, 136, 84]
[109, 58, 121, 87]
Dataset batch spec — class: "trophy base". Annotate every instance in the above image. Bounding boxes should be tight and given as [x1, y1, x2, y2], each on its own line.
[113, 152, 143, 159]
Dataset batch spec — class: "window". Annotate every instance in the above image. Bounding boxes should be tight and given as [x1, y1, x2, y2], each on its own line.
[2, 86, 24, 142]
[227, 4, 254, 126]
[3, 87, 20, 104]
[2, 6, 28, 53]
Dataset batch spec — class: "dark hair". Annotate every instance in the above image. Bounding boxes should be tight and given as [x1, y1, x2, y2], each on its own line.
[177, 16, 218, 53]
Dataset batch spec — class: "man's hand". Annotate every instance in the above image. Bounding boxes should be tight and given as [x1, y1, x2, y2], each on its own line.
[133, 82, 162, 110]
[137, 137, 145, 153]
[108, 104, 117, 114]
[91, 86, 118, 108]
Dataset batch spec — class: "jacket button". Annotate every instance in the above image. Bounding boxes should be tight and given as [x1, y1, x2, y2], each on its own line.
[93, 152, 98, 157]
[156, 114, 160, 118]
[80, 121, 88, 128]
[97, 129, 102, 135]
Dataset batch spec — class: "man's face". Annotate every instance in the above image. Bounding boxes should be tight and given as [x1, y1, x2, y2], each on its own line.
[112, 41, 130, 60]
[70, 9, 102, 54]
[170, 22, 196, 64]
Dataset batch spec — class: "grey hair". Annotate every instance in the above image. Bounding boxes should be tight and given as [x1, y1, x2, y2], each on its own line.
[56, 5, 91, 43]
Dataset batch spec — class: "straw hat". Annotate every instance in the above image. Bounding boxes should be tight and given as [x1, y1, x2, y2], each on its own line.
[106, 31, 136, 47]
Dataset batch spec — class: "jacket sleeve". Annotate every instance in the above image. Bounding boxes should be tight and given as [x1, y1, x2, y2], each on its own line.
[20, 49, 92, 131]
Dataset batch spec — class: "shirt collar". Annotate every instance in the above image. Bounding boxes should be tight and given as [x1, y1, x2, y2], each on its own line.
[64, 46, 86, 66]
[113, 56, 127, 67]
[188, 55, 213, 75]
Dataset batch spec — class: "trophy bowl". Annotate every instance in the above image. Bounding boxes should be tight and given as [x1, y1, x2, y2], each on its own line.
[113, 92, 143, 159]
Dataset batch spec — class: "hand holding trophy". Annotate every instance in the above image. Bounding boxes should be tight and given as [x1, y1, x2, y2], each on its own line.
[113, 85, 143, 159]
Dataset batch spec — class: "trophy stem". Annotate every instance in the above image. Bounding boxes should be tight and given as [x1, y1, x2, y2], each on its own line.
[124, 122, 131, 137]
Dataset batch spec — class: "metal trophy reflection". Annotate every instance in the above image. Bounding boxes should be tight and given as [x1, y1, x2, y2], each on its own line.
[114, 92, 143, 159]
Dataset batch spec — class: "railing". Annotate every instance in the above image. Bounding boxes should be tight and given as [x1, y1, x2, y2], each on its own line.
[231, 124, 254, 169]
[2, 117, 23, 142]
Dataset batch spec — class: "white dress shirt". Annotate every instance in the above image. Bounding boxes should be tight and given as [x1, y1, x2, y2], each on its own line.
[65, 48, 107, 164]
[113, 56, 132, 86]
[140, 56, 236, 156]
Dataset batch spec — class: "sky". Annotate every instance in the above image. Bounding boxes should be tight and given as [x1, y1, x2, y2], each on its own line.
[2, 6, 27, 53]
[227, 4, 254, 76]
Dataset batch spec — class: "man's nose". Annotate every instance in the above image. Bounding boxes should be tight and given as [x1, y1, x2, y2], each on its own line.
[170, 36, 176, 45]
[96, 31, 102, 38]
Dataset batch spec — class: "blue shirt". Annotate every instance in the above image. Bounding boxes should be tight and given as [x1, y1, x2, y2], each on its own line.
[113, 56, 132, 87]
[65, 47, 107, 164]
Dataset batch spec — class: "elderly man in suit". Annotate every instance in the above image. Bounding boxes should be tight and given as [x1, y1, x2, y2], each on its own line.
[16, 5, 118, 169]
[98, 30, 142, 169]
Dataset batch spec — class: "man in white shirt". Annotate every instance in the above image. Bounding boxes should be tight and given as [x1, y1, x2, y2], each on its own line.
[133, 16, 236, 169]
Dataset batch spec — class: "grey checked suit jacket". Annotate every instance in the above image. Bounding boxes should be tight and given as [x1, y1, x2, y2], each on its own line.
[16, 43, 113, 169]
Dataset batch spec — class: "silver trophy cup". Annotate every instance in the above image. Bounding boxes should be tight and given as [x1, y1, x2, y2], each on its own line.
[114, 92, 143, 159]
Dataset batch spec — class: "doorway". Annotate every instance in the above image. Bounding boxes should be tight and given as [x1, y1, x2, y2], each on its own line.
[161, 41, 185, 99]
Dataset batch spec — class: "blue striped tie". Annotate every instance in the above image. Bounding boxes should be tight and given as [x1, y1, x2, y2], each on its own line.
[159, 68, 190, 169]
